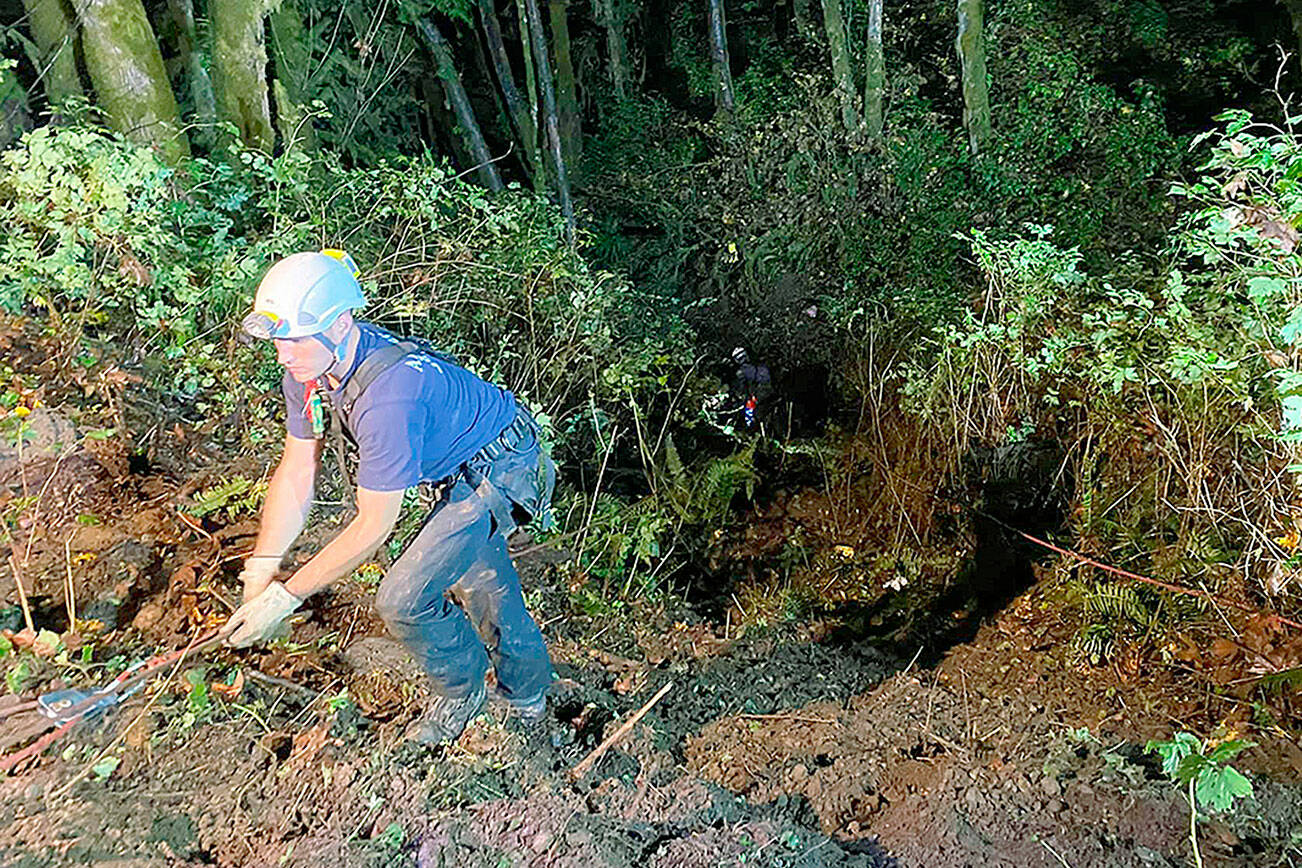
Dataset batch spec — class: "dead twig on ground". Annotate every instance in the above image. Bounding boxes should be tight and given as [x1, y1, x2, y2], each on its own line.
[62, 537, 76, 630]
[570, 681, 673, 780]
[243, 669, 315, 697]
[7, 551, 34, 634]
[1041, 838, 1073, 868]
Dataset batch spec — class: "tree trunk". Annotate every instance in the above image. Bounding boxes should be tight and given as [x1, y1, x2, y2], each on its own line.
[794, 0, 818, 43]
[0, 63, 32, 148]
[707, 0, 735, 113]
[792, 0, 818, 43]
[593, 0, 629, 98]
[77, 0, 190, 162]
[863, 0, 883, 141]
[1284, 0, 1302, 77]
[820, 0, 857, 134]
[417, 17, 504, 192]
[515, 0, 547, 191]
[210, 0, 274, 151]
[548, 0, 580, 168]
[167, 0, 217, 146]
[479, 0, 536, 174]
[955, 0, 991, 155]
[21, 0, 84, 106]
[268, 0, 317, 152]
[524, 0, 575, 244]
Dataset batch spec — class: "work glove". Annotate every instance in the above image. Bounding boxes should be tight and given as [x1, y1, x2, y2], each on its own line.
[239, 555, 282, 603]
[223, 581, 301, 649]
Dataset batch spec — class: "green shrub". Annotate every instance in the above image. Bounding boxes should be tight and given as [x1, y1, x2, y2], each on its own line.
[902, 110, 1302, 599]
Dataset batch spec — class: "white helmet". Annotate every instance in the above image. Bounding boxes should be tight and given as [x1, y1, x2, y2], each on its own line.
[242, 250, 366, 339]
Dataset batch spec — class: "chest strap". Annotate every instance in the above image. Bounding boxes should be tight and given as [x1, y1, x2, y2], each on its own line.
[317, 342, 419, 503]
[317, 340, 461, 502]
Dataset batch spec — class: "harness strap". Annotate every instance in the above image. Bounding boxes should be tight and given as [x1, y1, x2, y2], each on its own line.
[318, 340, 455, 502]
[339, 343, 419, 415]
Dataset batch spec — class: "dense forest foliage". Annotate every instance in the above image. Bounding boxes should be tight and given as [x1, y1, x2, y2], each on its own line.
[1, 0, 1300, 623]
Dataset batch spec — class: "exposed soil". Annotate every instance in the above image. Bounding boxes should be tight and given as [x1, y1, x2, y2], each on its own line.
[2, 376, 1302, 866]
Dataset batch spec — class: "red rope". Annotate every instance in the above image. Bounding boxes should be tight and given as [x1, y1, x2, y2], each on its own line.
[0, 719, 74, 775]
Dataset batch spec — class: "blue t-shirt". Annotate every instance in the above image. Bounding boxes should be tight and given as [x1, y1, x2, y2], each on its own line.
[282, 323, 517, 491]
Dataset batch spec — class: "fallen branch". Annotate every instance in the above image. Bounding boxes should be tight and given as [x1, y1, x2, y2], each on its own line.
[1012, 527, 1302, 632]
[244, 669, 315, 697]
[570, 681, 672, 780]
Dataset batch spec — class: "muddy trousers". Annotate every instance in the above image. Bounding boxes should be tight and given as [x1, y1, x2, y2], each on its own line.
[374, 443, 555, 703]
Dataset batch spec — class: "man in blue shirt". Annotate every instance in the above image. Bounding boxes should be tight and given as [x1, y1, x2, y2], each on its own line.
[222, 251, 555, 744]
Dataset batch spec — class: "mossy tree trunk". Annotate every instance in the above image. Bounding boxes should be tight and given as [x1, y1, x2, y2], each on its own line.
[863, 0, 883, 141]
[707, 0, 735, 113]
[21, 0, 84, 107]
[166, 0, 217, 146]
[417, 17, 504, 192]
[820, 0, 858, 134]
[548, 0, 580, 168]
[593, 0, 629, 98]
[955, 0, 991, 155]
[268, 0, 316, 152]
[479, 0, 536, 174]
[210, 0, 274, 152]
[77, 0, 190, 162]
[516, 0, 546, 191]
[524, 0, 575, 244]
[0, 63, 32, 148]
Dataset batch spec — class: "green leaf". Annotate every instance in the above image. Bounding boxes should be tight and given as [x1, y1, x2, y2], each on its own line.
[91, 755, 120, 781]
[1206, 739, 1255, 765]
[1148, 732, 1200, 778]
[1175, 752, 1211, 784]
[185, 667, 210, 714]
[6, 659, 30, 694]
[1282, 395, 1302, 431]
[32, 629, 61, 656]
[1248, 276, 1286, 304]
[1281, 307, 1302, 346]
[1194, 765, 1253, 813]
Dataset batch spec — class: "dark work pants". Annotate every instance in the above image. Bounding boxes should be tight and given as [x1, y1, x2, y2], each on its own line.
[374, 416, 555, 702]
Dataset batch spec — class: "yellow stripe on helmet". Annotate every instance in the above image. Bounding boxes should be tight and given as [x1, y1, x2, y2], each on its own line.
[321, 248, 360, 277]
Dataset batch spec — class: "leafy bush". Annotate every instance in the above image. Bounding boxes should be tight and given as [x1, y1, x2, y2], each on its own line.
[0, 123, 692, 463]
[902, 110, 1302, 600]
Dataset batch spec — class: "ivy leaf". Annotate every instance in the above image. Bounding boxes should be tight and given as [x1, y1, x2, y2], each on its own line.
[1194, 765, 1253, 813]
[91, 755, 120, 781]
[1147, 733, 1199, 778]
[1248, 276, 1285, 304]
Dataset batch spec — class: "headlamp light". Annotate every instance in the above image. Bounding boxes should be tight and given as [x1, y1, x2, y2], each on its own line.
[242, 310, 288, 340]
